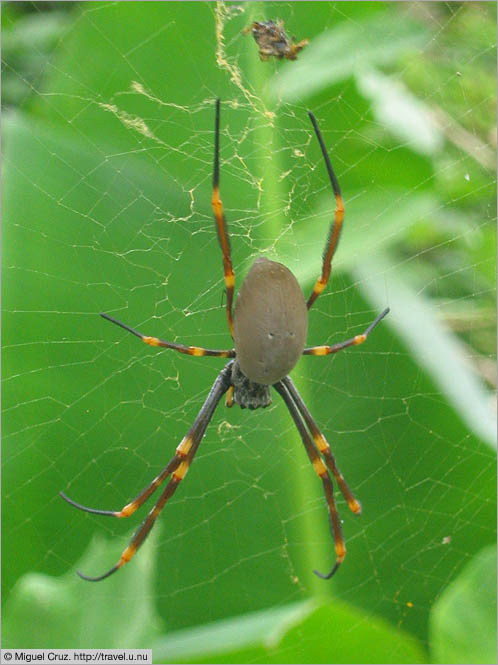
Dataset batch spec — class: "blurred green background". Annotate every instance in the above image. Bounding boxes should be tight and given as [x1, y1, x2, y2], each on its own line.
[2, 2, 496, 663]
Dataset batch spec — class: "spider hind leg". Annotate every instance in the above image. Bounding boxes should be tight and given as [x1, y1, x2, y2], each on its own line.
[65, 362, 234, 581]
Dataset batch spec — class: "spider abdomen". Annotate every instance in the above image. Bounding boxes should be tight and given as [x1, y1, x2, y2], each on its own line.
[233, 257, 308, 385]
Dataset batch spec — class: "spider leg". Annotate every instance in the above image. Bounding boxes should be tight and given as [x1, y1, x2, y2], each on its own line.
[274, 380, 345, 580]
[303, 307, 390, 356]
[281, 376, 361, 515]
[225, 385, 235, 407]
[101, 313, 235, 358]
[306, 112, 344, 311]
[70, 361, 234, 582]
[60, 450, 184, 518]
[212, 98, 235, 339]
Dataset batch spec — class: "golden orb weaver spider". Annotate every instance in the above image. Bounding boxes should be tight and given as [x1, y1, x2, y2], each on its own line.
[60, 99, 389, 582]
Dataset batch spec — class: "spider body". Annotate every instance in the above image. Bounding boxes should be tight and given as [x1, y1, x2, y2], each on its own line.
[233, 257, 308, 388]
[60, 99, 389, 582]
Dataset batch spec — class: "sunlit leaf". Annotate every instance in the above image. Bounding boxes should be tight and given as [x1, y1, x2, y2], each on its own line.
[429, 545, 497, 664]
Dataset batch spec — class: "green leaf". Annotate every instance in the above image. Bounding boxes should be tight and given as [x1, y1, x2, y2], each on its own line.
[429, 545, 497, 664]
[270, 13, 427, 102]
[353, 251, 497, 449]
[2, 529, 162, 648]
[355, 68, 443, 155]
[152, 598, 428, 664]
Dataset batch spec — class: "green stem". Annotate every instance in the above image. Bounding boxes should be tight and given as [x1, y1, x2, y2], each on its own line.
[243, 2, 328, 593]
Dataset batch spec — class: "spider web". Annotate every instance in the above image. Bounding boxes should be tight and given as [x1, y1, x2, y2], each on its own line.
[2, 0, 496, 658]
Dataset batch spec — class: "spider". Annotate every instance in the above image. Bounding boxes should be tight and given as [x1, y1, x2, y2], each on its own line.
[60, 99, 389, 582]
[243, 19, 308, 61]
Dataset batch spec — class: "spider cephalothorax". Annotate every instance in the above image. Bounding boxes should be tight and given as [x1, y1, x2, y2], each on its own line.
[231, 360, 271, 410]
[60, 99, 389, 582]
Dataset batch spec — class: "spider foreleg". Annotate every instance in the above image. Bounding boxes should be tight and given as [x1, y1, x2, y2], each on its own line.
[212, 98, 235, 338]
[306, 112, 344, 311]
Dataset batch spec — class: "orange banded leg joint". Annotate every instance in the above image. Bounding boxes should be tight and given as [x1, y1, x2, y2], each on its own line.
[315, 477, 346, 579]
[306, 110, 345, 310]
[281, 375, 362, 516]
[310, 451, 347, 578]
[114, 435, 194, 520]
[225, 385, 234, 407]
[60, 447, 187, 521]
[307, 193, 344, 310]
[212, 99, 235, 338]
[318, 438, 361, 515]
[77, 476, 184, 582]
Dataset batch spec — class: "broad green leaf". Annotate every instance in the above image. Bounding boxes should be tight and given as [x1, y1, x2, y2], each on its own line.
[2, 529, 162, 648]
[152, 598, 428, 664]
[429, 545, 497, 664]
